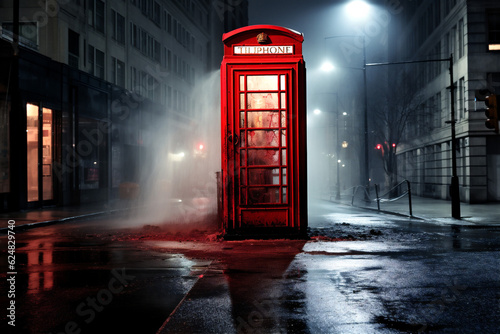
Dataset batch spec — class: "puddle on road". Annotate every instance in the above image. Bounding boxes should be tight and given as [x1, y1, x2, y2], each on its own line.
[303, 240, 413, 255]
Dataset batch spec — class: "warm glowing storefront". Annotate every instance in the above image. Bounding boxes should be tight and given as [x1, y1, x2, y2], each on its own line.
[26, 103, 55, 204]
[0, 40, 114, 211]
[0, 37, 190, 212]
[220, 25, 307, 238]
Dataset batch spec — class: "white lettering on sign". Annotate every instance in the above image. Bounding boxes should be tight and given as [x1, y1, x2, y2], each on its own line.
[234, 45, 294, 55]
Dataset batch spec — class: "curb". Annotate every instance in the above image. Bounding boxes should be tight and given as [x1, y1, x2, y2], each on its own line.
[0, 209, 124, 233]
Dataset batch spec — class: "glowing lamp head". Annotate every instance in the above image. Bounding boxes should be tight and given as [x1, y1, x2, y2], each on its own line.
[345, 0, 371, 20]
[321, 61, 335, 72]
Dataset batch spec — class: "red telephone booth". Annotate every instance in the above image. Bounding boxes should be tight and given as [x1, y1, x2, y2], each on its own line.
[220, 25, 307, 238]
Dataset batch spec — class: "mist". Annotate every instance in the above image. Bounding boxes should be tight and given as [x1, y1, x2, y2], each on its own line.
[119, 70, 221, 231]
[248, 0, 400, 215]
[117, 0, 398, 229]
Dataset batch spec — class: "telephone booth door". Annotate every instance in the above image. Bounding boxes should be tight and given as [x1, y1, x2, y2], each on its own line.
[236, 70, 290, 224]
[221, 25, 307, 238]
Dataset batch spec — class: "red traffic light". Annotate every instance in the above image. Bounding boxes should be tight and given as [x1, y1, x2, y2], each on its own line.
[375, 144, 382, 150]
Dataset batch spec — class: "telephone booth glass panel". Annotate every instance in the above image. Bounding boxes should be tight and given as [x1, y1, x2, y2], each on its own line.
[237, 72, 289, 207]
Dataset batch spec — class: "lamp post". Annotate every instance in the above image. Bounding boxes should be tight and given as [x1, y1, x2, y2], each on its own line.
[334, 93, 341, 200]
[313, 92, 341, 201]
[322, 35, 369, 194]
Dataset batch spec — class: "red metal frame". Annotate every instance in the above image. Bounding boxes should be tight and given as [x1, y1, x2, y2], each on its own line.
[220, 25, 307, 238]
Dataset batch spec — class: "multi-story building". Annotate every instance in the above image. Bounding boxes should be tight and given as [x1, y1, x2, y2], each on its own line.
[0, 0, 248, 211]
[391, 0, 500, 203]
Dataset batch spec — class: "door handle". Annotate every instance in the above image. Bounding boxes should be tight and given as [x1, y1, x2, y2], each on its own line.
[228, 133, 239, 146]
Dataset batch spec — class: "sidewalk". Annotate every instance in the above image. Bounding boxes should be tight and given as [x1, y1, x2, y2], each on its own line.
[0, 200, 135, 231]
[1, 195, 499, 232]
[340, 193, 500, 226]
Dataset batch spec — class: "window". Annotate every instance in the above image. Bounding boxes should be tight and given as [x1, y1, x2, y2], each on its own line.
[431, 42, 440, 78]
[458, 78, 465, 119]
[141, 0, 149, 15]
[433, 92, 441, 129]
[95, 49, 104, 79]
[131, 66, 139, 92]
[161, 46, 166, 68]
[141, 30, 147, 54]
[78, 117, 108, 190]
[458, 19, 464, 58]
[445, 88, 451, 124]
[450, 27, 456, 60]
[68, 29, 79, 68]
[95, 0, 105, 33]
[443, 33, 450, 72]
[130, 23, 139, 49]
[167, 49, 171, 71]
[444, 0, 457, 15]
[88, 45, 104, 79]
[487, 9, 500, 51]
[174, 89, 179, 110]
[434, 1, 441, 28]
[154, 40, 161, 62]
[167, 86, 172, 107]
[129, 23, 160, 61]
[88, 45, 94, 75]
[153, 1, 161, 26]
[112, 10, 125, 44]
[88, 0, 105, 33]
[1, 22, 38, 49]
[112, 57, 125, 88]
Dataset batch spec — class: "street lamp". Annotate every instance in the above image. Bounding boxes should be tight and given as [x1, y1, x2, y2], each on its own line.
[345, 0, 371, 20]
[321, 61, 335, 72]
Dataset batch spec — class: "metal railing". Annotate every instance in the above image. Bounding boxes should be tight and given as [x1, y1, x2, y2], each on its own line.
[374, 180, 413, 217]
[342, 180, 413, 217]
[350, 185, 371, 206]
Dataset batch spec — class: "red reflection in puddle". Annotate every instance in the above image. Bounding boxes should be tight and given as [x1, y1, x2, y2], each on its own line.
[27, 242, 54, 294]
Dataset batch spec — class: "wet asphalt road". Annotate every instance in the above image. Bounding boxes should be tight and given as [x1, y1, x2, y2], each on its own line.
[1, 200, 500, 333]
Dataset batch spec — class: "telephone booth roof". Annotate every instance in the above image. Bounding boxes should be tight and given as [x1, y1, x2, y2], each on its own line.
[222, 25, 304, 43]
[222, 25, 304, 57]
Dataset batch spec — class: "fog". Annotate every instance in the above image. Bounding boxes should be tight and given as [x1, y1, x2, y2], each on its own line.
[120, 0, 404, 229]
[247, 0, 408, 214]
[123, 71, 221, 230]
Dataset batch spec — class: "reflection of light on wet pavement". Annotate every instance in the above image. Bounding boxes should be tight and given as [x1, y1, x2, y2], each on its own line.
[303, 240, 413, 254]
[286, 249, 435, 333]
[27, 241, 54, 294]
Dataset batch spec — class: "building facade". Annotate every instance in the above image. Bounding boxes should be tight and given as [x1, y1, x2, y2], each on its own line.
[391, 0, 500, 203]
[0, 0, 248, 211]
